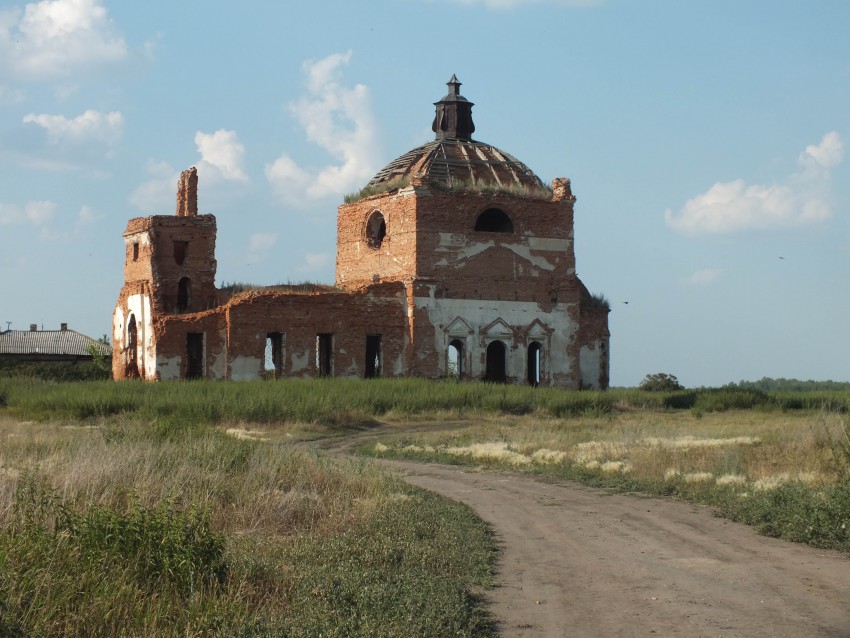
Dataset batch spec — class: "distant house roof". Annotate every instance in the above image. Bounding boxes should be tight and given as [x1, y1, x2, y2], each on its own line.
[0, 325, 111, 358]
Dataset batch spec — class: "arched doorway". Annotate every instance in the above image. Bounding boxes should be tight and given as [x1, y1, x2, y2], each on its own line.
[126, 315, 139, 378]
[527, 341, 542, 387]
[485, 340, 507, 383]
[448, 339, 464, 379]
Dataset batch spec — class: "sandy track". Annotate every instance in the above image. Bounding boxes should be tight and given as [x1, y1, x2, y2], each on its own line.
[314, 430, 850, 637]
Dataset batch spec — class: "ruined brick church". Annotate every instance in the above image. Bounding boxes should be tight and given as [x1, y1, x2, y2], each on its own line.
[113, 76, 610, 387]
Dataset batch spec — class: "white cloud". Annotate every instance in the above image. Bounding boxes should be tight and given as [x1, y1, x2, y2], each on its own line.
[129, 159, 178, 212]
[247, 233, 277, 263]
[0, 85, 25, 104]
[0, 199, 56, 225]
[23, 109, 123, 145]
[799, 131, 843, 169]
[305, 253, 330, 268]
[130, 131, 248, 213]
[265, 51, 380, 206]
[195, 129, 248, 182]
[298, 252, 331, 274]
[76, 204, 97, 224]
[0, 0, 126, 79]
[685, 268, 721, 287]
[666, 132, 843, 235]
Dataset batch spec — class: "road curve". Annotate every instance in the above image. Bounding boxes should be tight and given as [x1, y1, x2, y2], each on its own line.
[314, 432, 850, 637]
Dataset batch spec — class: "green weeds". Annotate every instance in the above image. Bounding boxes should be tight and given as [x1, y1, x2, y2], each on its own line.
[0, 415, 496, 637]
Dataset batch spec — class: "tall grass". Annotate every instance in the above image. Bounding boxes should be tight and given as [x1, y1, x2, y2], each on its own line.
[4, 378, 843, 428]
[0, 377, 620, 425]
[0, 416, 495, 636]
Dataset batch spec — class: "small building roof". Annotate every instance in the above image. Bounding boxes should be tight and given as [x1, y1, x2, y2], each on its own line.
[0, 326, 111, 357]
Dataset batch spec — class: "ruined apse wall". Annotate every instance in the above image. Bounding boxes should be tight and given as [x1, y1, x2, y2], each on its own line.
[133, 284, 410, 382]
[218, 284, 409, 381]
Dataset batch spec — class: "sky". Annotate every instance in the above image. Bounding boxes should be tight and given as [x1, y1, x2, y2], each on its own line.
[1, 0, 849, 387]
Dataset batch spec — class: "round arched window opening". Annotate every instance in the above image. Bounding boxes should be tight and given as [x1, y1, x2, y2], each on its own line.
[474, 208, 514, 233]
[365, 210, 387, 249]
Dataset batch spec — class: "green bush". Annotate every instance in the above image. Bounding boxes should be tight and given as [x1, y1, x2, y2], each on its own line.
[717, 482, 850, 551]
[639, 372, 684, 392]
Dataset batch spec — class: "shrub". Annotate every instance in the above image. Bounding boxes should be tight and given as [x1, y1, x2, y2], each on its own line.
[639, 372, 684, 392]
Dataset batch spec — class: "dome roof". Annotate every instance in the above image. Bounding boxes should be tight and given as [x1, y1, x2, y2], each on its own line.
[364, 76, 546, 193]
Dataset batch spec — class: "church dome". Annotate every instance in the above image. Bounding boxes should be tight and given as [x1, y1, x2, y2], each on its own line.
[364, 76, 547, 193]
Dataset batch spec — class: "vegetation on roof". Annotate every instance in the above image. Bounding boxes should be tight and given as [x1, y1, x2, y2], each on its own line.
[345, 175, 553, 204]
[344, 176, 411, 204]
[219, 281, 336, 294]
[586, 292, 611, 312]
[432, 177, 553, 200]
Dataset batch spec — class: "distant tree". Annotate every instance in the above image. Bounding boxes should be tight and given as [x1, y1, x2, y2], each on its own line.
[725, 377, 850, 393]
[639, 372, 684, 392]
[87, 341, 112, 377]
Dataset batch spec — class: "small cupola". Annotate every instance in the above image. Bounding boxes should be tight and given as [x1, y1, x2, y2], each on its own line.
[432, 74, 475, 141]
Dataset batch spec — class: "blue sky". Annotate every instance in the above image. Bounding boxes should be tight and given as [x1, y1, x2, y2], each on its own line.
[1, 0, 848, 387]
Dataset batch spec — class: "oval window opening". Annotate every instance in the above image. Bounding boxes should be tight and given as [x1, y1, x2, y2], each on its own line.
[365, 210, 387, 249]
[475, 208, 513, 233]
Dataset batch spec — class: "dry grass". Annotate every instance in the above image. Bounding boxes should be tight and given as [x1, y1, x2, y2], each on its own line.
[0, 415, 400, 538]
[374, 409, 847, 491]
[0, 414, 496, 636]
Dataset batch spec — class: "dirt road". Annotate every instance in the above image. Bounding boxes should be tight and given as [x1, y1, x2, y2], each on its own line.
[316, 429, 850, 637]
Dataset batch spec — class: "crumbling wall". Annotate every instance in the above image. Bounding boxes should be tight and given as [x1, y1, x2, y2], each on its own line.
[154, 310, 227, 380]
[176, 167, 198, 217]
[128, 282, 409, 381]
[336, 188, 419, 288]
[222, 283, 408, 381]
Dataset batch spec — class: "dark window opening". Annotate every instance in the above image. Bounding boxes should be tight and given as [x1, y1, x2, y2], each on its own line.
[527, 341, 542, 387]
[126, 315, 139, 378]
[365, 210, 387, 249]
[132, 242, 139, 261]
[316, 333, 333, 377]
[173, 240, 188, 265]
[177, 277, 191, 312]
[365, 335, 382, 378]
[475, 208, 514, 233]
[485, 340, 507, 383]
[265, 332, 284, 379]
[186, 332, 204, 379]
[448, 339, 464, 379]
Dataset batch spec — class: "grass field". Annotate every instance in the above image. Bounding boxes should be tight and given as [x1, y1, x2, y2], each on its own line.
[1, 377, 848, 635]
[0, 413, 495, 637]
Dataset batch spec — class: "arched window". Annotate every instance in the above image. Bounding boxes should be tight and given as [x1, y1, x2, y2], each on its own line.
[485, 340, 507, 383]
[177, 277, 191, 312]
[527, 341, 542, 387]
[448, 339, 464, 379]
[474, 208, 513, 233]
[365, 210, 387, 249]
[126, 315, 139, 378]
